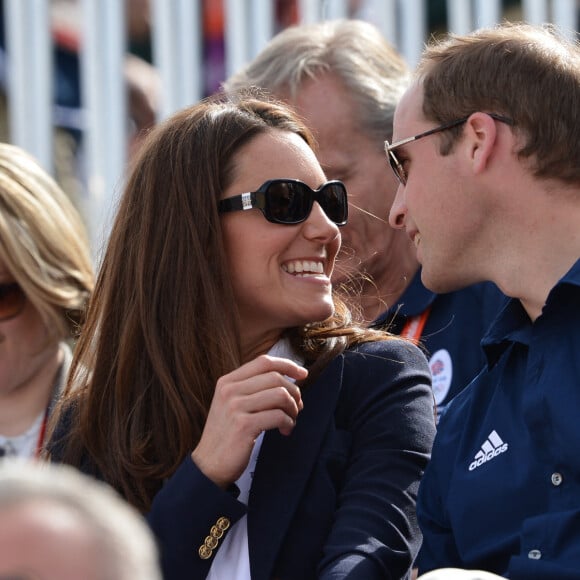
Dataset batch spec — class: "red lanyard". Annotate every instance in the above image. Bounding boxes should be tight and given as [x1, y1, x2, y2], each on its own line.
[400, 305, 432, 344]
[34, 406, 50, 458]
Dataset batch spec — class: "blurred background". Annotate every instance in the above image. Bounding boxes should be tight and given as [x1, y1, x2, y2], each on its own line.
[0, 0, 578, 259]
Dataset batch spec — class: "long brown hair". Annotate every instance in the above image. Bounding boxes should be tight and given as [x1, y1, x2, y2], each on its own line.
[47, 95, 392, 512]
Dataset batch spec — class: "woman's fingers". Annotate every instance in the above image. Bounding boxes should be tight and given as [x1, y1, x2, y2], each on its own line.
[191, 355, 308, 488]
[213, 355, 306, 414]
[231, 386, 302, 430]
[222, 354, 308, 386]
[216, 374, 303, 412]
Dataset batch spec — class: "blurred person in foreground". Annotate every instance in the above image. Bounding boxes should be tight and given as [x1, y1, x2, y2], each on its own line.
[0, 459, 161, 580]
[224, 19, 507, 422]
[46, 94, 436, 579]
[387, 22, 580, 578]
[418, 570, 503, 580]
[0, 143, 93, 459]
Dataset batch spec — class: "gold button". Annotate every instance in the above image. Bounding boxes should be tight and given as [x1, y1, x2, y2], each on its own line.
[205, 535, 218, 549]
[216, 516, 231, 531]
[198, 544, 212, 559]
[210, 525, 224, 539]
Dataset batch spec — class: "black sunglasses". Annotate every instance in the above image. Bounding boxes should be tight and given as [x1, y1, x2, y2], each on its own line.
[384, 113, 514, 186]
[218, 179, 348, 226]
[0, 282, 26, 321]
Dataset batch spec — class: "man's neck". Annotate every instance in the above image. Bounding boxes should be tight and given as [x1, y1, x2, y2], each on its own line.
[492, 195, 580, 322]
[505, 253, 579, 322]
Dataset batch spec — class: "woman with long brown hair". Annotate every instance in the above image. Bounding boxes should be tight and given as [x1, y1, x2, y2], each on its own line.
[47, 95, 435, 579]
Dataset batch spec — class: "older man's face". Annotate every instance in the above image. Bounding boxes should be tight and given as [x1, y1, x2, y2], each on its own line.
[290, 73, 412, 287]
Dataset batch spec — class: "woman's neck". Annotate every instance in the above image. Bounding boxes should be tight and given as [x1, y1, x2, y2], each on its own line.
[240, 331, 284, 363]
[0, 345, 63, 437]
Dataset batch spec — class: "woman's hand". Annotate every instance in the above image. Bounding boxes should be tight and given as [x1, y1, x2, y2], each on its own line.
[191, 355, 307, 489]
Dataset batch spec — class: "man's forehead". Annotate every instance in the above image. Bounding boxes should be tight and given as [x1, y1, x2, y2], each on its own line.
[393, 83, 424, 139]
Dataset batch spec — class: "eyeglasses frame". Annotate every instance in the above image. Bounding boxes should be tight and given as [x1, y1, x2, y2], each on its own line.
[384, 113, 515, 186]
[0, 282, 26, 322]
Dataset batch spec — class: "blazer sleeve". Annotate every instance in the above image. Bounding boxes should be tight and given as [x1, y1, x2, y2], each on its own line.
[146, 456, 247, 579]
[319, 339, 436, 579]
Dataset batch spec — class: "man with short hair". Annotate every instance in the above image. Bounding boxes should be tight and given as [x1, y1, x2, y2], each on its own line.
[387, 22, 580, 578]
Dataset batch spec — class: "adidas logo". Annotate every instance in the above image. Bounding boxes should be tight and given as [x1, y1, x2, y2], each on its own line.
[468, 430, 509, 471]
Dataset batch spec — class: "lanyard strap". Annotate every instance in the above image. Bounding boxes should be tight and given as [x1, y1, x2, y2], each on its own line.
[35, 405, 50, 458]
[400, 305, 432, 343]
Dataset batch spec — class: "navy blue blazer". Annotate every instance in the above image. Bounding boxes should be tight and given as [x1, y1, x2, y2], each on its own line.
[146, 340, 436, 579]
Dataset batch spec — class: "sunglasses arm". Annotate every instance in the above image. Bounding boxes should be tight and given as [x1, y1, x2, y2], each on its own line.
[218, 192, 266, 214]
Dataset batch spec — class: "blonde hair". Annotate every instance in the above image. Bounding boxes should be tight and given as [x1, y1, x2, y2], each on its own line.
[223, 19, 410, 144]
[0, 143, 94, 340]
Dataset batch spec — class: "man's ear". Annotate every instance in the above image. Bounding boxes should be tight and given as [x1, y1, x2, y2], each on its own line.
[465, 112, 499, 174]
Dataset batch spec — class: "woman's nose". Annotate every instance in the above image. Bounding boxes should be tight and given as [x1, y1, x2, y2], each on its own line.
[303, 201, 340, 240]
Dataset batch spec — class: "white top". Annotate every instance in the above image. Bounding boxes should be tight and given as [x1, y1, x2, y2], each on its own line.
[207, 338, 302, 579]
[0, 411, 45, 459]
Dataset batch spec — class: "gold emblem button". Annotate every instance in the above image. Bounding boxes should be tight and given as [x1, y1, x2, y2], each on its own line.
[216, 516, 231, 531]
[210, 525, 224, 539]
[197, 516, 231, 559]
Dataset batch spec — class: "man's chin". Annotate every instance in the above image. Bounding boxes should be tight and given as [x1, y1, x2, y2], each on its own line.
[420, 269, 467, 294]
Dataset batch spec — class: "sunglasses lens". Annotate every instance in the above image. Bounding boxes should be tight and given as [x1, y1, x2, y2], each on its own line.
[265, 181, 312, 224]
[0, 283, 25, 321]
[319, 182, 348, 225]
[264, 180, 348, 225]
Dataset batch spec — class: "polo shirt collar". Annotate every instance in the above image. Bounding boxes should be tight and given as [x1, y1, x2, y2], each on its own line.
[482, 258, 580, 367]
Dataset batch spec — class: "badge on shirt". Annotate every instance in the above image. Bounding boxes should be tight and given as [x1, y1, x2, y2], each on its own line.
[429, 349, 453, 405]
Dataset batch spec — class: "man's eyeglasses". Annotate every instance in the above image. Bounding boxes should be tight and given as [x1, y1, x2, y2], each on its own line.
[0, 282, 26, 321]
[384, 113, 514, 186]
[218, 179, 348, 226]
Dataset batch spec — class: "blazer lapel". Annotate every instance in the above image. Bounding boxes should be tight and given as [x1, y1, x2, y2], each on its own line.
[247, 354, 345, 580]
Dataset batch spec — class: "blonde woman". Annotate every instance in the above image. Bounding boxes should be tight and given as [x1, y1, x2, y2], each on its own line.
[0, 143, 93, 458]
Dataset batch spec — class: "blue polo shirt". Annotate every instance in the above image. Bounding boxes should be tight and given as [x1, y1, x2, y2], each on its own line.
[417, 258, 580, 579]
[373, 270, 506, 421]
